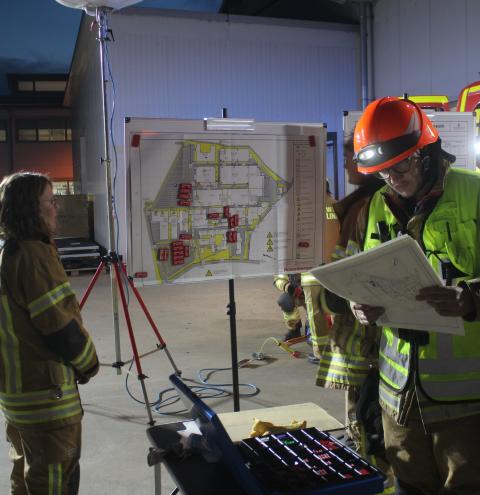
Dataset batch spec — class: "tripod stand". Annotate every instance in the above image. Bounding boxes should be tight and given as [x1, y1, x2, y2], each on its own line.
[78, 7, 180, 426]
[79, 252, 181, 426]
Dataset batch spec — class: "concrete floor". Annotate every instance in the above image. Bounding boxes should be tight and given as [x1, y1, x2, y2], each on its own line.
[0, 272, 346, 494]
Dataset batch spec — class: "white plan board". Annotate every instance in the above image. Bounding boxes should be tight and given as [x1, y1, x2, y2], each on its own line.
[343, 110, 478, 196]
[125, 118, 326, 285]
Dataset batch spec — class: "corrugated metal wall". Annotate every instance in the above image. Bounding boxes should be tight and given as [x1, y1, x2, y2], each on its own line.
[68, 10, 359, 251]
[374, 0, 480, 100]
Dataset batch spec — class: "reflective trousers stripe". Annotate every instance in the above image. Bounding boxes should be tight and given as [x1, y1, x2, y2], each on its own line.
[28, 282, 74, 318]
[49, 463, 62, 495]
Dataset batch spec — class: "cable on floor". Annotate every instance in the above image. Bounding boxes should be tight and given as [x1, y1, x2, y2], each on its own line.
[123, 359, 260, 416]
[254, 336, 303, 359]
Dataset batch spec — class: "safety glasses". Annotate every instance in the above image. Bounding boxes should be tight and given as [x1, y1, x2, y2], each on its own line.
[375, 154, 419, 180]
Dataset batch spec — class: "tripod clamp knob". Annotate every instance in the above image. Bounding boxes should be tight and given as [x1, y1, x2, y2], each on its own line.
[101, 251, 122, 264]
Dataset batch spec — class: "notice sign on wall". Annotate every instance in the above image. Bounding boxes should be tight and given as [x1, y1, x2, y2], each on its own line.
[125, 118, 327, 285]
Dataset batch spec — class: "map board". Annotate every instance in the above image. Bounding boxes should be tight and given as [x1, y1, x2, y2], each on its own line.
[125, 118, 327, 285]
[343, 110, 477, 196]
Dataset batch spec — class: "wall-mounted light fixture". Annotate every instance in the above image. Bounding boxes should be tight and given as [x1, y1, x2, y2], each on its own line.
[204, 118, 255, 131]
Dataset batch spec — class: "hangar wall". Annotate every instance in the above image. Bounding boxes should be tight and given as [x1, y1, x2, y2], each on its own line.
[67, 9, 359, 251]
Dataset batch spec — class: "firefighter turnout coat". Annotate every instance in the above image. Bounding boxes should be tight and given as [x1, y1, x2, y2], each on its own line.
[0, 238, 99, 429]
[316, 183, 382, 390]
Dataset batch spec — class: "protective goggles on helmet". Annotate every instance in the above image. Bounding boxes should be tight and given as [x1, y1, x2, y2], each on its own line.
[355, 130, 421, 169]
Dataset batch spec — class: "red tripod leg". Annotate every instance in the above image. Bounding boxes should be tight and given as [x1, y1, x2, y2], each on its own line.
[112, 262, 144, 376]
[120, 264, 181, 376]
[79, 260, 106, 310]
[121, 264, 165, 347]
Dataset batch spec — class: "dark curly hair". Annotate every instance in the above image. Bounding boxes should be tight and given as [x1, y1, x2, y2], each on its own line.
[0, 172, 52, 241]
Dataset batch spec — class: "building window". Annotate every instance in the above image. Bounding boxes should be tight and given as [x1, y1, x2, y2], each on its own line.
[52, 181, 75, 195]
[17, 119, 71, 142]
[38, 119, 68, 142]
[17, 120, 37, 142]
[35, 81, 67, 92]
[17, 81, 34, 92]
[16, 80, 66, 93]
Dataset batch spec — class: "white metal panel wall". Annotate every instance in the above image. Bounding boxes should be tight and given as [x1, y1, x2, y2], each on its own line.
[69, 10, 359, 252]
[374, 0, 480, 100]
[465, 0, 480, 84]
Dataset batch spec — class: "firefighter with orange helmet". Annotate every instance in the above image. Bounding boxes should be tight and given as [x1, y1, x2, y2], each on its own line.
[0, 172, 99, 494]
[350, 97, 480, 494]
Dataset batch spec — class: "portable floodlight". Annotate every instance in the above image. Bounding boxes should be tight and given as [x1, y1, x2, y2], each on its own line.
[54, 0, 173, 426]
[55, 0, 142, 14]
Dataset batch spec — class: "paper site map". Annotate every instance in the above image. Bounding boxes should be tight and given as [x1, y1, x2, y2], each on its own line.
[126, 120, 326, 285]
[310, 235, 464, 335]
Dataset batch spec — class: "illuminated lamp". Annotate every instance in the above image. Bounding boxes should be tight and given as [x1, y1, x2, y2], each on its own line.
[55, 0, 142, 14]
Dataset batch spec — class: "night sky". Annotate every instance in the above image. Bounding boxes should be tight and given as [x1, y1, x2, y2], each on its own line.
[0, 0, 222, 95]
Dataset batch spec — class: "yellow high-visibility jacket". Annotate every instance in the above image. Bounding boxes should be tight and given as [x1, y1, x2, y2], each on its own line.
[364, 164, 480, 424]
[0, 238, 99, 429]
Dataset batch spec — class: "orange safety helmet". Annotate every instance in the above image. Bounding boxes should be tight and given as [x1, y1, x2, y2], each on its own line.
[354, 96, 439, 174]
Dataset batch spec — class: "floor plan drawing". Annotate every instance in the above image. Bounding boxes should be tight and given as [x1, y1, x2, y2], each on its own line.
[145, 140, 289, 282]
[126, 119, 326, 285]
[310, 235, 464, 334]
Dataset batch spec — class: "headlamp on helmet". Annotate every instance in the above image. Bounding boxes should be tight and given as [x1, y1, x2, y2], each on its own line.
[357, 147, 379, 163]
[355, 130, 421, 168]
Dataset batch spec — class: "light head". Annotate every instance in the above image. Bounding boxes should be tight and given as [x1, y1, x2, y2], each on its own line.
[55, 0, 142, 15]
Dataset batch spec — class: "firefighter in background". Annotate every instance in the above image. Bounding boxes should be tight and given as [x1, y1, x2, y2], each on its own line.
[0, 172, 99, 495]
[273, 272, 306, 341]
[274, 182, 339, 358]
[316, 132, 394, 493]
[351, 97, 480, 494]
